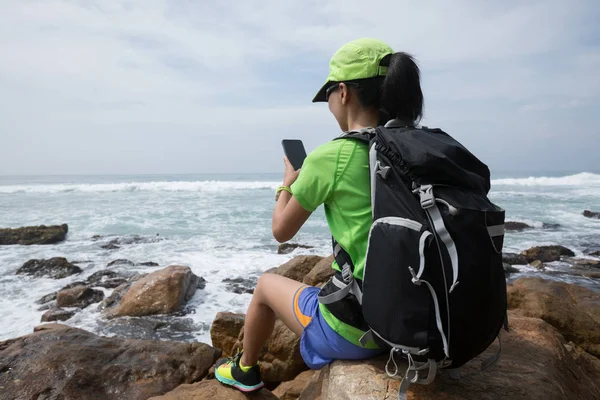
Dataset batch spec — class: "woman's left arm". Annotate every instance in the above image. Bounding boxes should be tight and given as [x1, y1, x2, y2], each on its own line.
[272, 157, 312, 243]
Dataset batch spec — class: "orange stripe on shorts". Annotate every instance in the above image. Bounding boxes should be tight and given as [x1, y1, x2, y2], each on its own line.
[293, 285, 312, 327]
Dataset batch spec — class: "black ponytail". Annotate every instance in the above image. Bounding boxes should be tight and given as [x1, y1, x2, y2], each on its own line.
[380, 52, 423, 124]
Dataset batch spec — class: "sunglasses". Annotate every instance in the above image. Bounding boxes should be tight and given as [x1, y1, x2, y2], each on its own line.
[325, 82, 360, 101]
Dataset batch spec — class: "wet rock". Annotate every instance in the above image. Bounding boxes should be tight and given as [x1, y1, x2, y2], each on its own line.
[223, 276, 256, 294]
[278, 243, 314, 255]
[314, 316, 600, 399]
[107, 259, 135, 267]
[530, 260, 545, 271]
[148, 380, 278, 400]
[36, 292, 57, 305]
[508, 277, 600, 358]
[210, 312, 246, 357]
[41, 307, 76, 322]
[0, 324, 220, 400]
[108, 266, 200, 318]
[98, 282, 131, 311]
[521, 245, 575, 263]
[100, 243, 120, 250]
[505, 221, 533, 231]
[0, 224, 68, 245]
[197, 276, 206, 290]
[271, 255, 324, 283]
[583, 210, 600, 219]
[502, 252, 528, 265]
[234, 319, 307, 382]
[565, 257, 600, 269]
[503, 263, 520, 274]
[16, 257, 82, 279]
[591, 251, 600, 257]
[273, 370, 315, 400]
[302, 254, 335, 287]
[56, 285, 104, 308]
[139, 261, 159, 267]
[86, 270, 128, 289]
[98, 315, 206, 341]
[542, 222, 561, 230]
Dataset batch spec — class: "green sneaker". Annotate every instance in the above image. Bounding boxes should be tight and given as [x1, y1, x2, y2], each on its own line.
[215, 351, 264, 393]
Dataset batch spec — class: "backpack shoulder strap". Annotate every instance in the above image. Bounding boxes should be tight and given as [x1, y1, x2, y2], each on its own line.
[333, 127, 377, 144]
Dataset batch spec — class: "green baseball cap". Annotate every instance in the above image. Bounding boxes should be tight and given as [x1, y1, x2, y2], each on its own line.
[312, 38, 394, 103]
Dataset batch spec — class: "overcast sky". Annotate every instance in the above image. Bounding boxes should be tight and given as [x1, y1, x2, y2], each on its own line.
[0, 0, 599, 176]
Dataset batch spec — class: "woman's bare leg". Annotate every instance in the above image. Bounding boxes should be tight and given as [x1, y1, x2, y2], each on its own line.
[241, 273, 308, 366]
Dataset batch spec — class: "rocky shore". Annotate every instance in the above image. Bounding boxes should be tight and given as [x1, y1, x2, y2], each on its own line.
[1, 223, 599, 399]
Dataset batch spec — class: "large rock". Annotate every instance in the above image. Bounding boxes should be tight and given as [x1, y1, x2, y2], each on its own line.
[521, 245, 575, 263]
[0, 324, 220, 400]
[273, 370, 316, 400]
[108, 265, 200, 318]
[56, 285, 104, 308]
[148, 380, 278, 400]
[0, 224, 68, 245]
[303, 255, 335, 287]
[306, 316, 600, 400]
[16, 257, 82, 279]
[508, 277, 600, 357]
[272, 255, 324, 282]
[583, 210, 600, 219]
[210, 312, 246, 357]
[234, 319, 307, 383]
[504, 221, 533, 231]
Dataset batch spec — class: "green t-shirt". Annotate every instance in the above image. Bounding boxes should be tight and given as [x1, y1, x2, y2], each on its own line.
[291, 138, 377, 348]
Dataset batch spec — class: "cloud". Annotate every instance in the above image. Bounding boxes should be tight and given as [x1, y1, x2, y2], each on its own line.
[0, 0, 599, 175]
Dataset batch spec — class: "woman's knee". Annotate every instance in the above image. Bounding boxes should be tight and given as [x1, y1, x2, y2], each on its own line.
[254, 273, 277, 302]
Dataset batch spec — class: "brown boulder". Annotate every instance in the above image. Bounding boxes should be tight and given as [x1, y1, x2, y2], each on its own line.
[521, 245, 575, 262]
[148, 380, 278, 400]
[508, 277, 600, 357]
[303, 255, 335, 287]
[234, 319, 307, 383]
[307, 316, 600, 400]
[0, 324, 220, 400]
[16, 257, 82, 279]
[40, 307, 76, 322]
[278, 243, 315, 254]
[210, 312, 246, 357]
[0, 224, 68, 245]
[108, 265, 200, 318]
[272, 255, 324, 282]
[56, 285, 104, 308]
[273, 370, 315, 400]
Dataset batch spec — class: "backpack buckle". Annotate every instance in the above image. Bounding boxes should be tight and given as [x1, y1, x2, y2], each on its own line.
[341, 263, 353, 283]
[418, 185, 435, 209]
[376, 161, 391, 179]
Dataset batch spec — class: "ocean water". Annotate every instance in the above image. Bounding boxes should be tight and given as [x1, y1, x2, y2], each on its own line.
[0, 172, 599, 343]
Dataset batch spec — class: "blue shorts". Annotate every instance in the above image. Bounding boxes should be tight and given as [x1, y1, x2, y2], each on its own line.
[292, 285, 383, 369]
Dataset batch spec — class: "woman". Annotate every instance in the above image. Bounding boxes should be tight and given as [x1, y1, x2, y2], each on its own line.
[215, 38, 424, 392]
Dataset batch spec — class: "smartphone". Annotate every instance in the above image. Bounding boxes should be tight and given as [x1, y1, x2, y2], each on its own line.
[282, 139, 307, 171]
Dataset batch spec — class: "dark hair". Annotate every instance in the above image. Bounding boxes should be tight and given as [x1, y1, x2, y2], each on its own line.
[349, 52, 423, 125]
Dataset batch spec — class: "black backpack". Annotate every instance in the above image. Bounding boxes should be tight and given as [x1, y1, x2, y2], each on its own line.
[317, 119, 508, 399]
